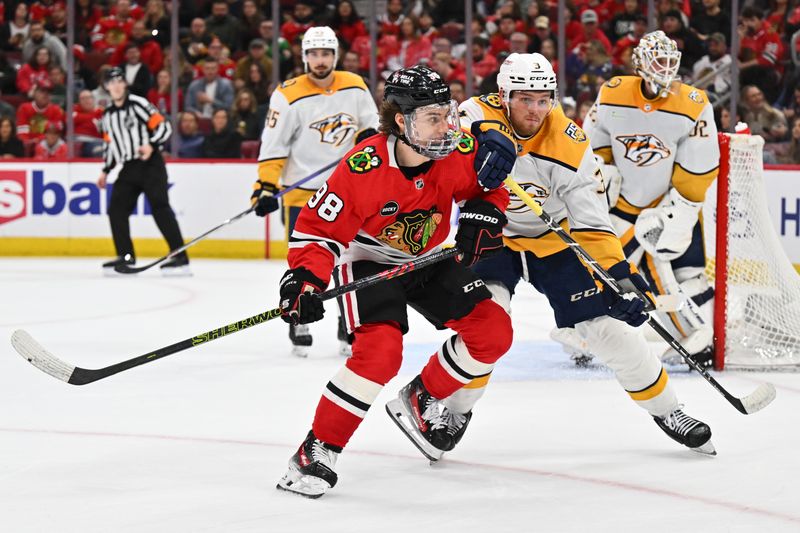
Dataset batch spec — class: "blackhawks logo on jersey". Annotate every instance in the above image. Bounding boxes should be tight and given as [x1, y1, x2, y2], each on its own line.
[310, 112, 358, 146]
[615, 134, 671, 167]
[456, 134, 475, 154]
[376, 207, 443, 255]
[347, 145, 382, 173]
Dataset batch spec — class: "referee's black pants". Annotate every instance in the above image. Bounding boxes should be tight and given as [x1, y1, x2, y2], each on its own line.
[108, 151, 186, 258]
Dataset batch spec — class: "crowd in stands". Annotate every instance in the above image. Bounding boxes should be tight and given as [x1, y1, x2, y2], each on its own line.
[0, 0, 799, 164]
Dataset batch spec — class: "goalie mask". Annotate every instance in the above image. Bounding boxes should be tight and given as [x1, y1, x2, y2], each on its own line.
[384, 65, 462, 160]
[632, 31, 682, 98]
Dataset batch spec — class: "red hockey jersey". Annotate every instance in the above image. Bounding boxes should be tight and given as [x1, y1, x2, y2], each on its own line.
[288, 133, 509, 285]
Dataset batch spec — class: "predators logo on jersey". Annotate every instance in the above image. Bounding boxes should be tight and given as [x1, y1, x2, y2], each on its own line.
[309, 112, 358, 146]
[377, 208, 443, 254]
[508, 182, 548, 213]
[615, 134, 671, 167]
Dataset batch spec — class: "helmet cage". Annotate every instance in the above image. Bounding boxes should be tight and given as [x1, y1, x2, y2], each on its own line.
[402, 100, 462, 160]
[633, 32, 682, 98]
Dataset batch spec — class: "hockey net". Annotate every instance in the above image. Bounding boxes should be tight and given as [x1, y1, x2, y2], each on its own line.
[703, 133, 800, 370]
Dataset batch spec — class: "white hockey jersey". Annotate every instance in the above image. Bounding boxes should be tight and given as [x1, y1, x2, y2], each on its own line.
[257, 71, 379, 207]
[459, 94, 625, 268]
[583, 76, 719, 214]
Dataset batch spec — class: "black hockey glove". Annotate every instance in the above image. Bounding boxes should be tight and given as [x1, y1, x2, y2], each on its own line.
[471, 121, 517, 190]
[279, 267, 326, 325]
[355, 127, 378, 144]
[251, 180, 280, 217]
[604, 261, 655, 327]
[455, 199, 507, 267]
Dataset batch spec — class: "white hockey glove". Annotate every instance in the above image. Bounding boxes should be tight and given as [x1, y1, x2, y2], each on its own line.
[635, 188, 702, 262]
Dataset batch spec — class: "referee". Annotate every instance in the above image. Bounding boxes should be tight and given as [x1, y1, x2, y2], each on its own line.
[96, 67, 190, 276]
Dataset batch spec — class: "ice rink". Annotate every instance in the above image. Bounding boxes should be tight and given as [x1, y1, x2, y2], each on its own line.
[1, 257, 798, 533]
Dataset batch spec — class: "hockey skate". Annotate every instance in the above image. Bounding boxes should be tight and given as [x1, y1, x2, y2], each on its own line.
[102, 254, 135, 276]
[289, 324, 312, 358]
[434, 409, 473, 451]
[159, 254, 192, 277]
[337, 316, 353, 357]
[276, 430, 340, 499]
[653, 406, 716, 455]
[550, 327, 595, 367]
[385, 375, 451, 462]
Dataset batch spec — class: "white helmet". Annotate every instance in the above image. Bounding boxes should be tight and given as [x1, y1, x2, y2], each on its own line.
[496, 52, 558, 106]
[302, 26, 339, 71]
[632, 30, 682, 98]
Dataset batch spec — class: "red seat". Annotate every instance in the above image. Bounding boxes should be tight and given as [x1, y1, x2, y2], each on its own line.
[240, 140, 260, 159]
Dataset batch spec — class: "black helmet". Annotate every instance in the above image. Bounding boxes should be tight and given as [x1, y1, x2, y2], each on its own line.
[104, 66, 125, 85]
[384, 65, 451, 113]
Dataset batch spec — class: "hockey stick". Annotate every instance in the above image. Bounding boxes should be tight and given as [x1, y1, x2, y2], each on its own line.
[504, 177, 776, 415]
[12, 248, 458, 385]
[114, 160, 339, 274]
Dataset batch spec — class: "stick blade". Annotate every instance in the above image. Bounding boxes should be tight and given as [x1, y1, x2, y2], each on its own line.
[114, 264, 147, 274]
[739, 382, 777, 414]
[11, 329, 76, 383]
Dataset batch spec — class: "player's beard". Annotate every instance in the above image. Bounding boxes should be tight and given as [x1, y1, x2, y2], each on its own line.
[310, 64, 334, 80]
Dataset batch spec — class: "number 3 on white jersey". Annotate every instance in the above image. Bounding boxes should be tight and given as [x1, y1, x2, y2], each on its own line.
[307, 183, 344, 222]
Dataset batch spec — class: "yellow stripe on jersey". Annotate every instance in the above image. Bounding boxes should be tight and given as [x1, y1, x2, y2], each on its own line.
[464, 374, 492, 389]
[598, 76, 707, 122]
[627, 367, 669, 401]
[278, 71, 369, 105]
[257, 157, 288, 188]
[282, 188, 316, 209]
[594, 146, 613, 163]
[644, 253, 687, 337]
[619, 225, 637, 248]
[672, 163, 719, 203]
[504, 218, 571, 257]
[572, 229, 625, 270]
[615, 194, 664, 216]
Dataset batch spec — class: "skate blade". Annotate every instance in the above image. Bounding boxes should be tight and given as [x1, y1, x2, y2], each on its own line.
[160, 266, 192, 278]
[291, 346, 309, 358]
[102, 267, 128, 277]
[385, 399, 444, 462]
[691, 440, 717, 456]
[338, 341, 352, 357]
[276, 463, 330, 499]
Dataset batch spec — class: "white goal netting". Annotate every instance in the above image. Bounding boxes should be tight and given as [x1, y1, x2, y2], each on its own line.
[703, 134, 800, 369]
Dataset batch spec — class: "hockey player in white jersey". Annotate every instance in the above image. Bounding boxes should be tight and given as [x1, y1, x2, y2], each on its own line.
[436, 52, 715, 456]
[250, 26, 379, 357]
[576, 30, 720, 367]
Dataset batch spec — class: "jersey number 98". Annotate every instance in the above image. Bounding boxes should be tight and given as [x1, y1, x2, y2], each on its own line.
[308, 183, 344, 222]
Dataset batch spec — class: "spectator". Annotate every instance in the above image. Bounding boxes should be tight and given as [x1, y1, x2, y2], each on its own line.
[449, 79, 467, 104]
[778, 117, 800, 164]
[431, 51, 466, 84]
[16, 46, 54, 98]
[73, 89, 103, 156]
[418, 11, 439, 41]
[373, 78, 385, 108]
[378, 0, 405, 37]
[258, 19, 292, 79]
[175, 111, 204, 158]
[660, 9, 705, 71]
[239, 0, 265, 51]
[530, 16, 555, 54]
[91, 65, 113, 109]
[143, 0, 170, 48]
[608, 0, 641, 43]
[508, 32, 529, 55]
[194, 38, 236, 80]
[33, 120, 66, 160]
[147, 69, 183, 116]
[243, 62, 270, 106]
[570, 10, 612, 55]
[48, 65, 66, 108]
[739, 6, 785, 103]
[713, 103, 744, 133]
[45, 1, 67, 42]
[576, 99, 594, 127]
[387, 15, 432, 70]
[341, 50, 363, 76]
[523, 1, 543, 36]
[691, 0, 731, 44]
[17, 86, 64, 142]
[612, 13, 647, 66]
[182, 18, 211, 65]
[123, 43, 153, 97]
[111, 19, 164, 75]
[779, 86, 800, 123]
[234, 38, 273, 92]
[540, 38, 559, 75]
[571, 39, 613, 102]
[205, 1, 241, 53]
[472, 36, 499, 82]
[489, 15, 518, 56]
[202, 108, 241, 158]
[75, 0, 103, 48]
[741, 85, 789, 143]
[22, 19, 66, 69]
[89, 0, 138, 54]
[231, 88, 261, 141]
[0, 116, 24, 158]
[331, 1, 367, 48]
[281, 1, 315, 44]
[185, 58, 234, 118]
[691, 32, 731, 96]
[0, 2, 30, 52]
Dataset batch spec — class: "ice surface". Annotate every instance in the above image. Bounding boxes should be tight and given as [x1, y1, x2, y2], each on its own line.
[1, 258, 798, 532]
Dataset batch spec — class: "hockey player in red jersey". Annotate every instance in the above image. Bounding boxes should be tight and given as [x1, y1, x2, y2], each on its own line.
[275, 65, 517, 498]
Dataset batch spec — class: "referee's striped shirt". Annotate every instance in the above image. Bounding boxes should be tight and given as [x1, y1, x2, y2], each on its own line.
[100, 93, 171, 173]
